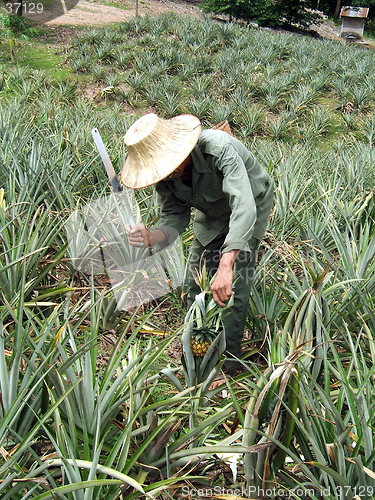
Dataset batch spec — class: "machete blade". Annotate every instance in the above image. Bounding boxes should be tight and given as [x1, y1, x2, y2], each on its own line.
[91, 127, 136, 228]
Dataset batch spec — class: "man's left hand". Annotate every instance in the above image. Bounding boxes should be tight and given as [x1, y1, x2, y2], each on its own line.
[211, 268, 234, 307]
[210, 249, 239, 306]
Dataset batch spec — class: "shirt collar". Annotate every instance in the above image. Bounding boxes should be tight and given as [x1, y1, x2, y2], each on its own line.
[190, 143, 211, 173]
[162, 142, 210, 190]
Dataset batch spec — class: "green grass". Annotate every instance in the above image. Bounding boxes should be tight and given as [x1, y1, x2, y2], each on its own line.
[100, 0, 133, 10]
[0, 26, 86, 81]
[14, 45, 72, 79]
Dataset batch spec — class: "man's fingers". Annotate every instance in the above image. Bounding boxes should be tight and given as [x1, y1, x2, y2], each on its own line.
[213, 285, 233, 300]
[211, 288, 231, 307]
[210, 269, 234, 306]
[212, 294, 226, 307]
[126, 223, 147, 247]
[126, 223, 145, 235]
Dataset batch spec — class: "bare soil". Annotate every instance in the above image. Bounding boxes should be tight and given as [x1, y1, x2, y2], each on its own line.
[13, 0, 371, 49]
[42, 0, 202, 27]
[39, 0, 375, 51]
[40, 0, 343, 43]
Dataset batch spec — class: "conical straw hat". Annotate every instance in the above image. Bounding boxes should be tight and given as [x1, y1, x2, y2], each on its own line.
[121, 113, 201, 189]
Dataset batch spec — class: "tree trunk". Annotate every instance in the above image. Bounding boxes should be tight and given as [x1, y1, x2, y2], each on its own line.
[333, 0, 341, 22]
[13, 0, 23, 15]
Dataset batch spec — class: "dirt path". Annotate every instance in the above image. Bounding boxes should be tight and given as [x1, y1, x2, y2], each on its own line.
[39, 0, 341, 43]
[43, 0, 201, 26]
[38, 0, 375, 50]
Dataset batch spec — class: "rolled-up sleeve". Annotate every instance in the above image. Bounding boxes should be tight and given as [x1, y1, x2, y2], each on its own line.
[156, 181, 191, 243]
[217, 144, 257, 253]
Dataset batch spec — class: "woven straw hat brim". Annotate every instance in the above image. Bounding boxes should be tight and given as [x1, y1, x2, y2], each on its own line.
[121, 114, 201, 189]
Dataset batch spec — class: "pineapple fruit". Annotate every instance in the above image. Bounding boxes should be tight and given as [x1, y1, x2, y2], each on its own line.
[190, 325, 217, 357]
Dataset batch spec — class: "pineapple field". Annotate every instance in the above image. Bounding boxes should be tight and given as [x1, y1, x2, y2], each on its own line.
[1, 8, 375, 499]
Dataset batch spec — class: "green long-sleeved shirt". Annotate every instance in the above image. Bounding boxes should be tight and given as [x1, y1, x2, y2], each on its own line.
[156, 129, 274, 253]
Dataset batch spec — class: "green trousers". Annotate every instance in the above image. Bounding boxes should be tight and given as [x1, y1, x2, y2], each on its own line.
[186, 233, 260, 372]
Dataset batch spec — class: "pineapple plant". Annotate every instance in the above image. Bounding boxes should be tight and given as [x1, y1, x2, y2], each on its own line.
[181, 265, 234, 405]
[186, 289, 226, 359]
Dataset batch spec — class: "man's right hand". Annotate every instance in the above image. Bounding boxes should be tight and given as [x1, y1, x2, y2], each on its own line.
[125, 224, 150, 247]
[125, 225, 168, 248]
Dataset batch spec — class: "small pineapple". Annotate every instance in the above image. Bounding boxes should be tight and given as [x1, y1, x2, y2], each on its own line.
[190, 325, 217, 357]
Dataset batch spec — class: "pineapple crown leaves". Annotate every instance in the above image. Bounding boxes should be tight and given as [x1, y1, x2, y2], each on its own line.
[189, 260, 236, 328]
[190, 258, 210, 292]
[189, 290, 234, 331]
